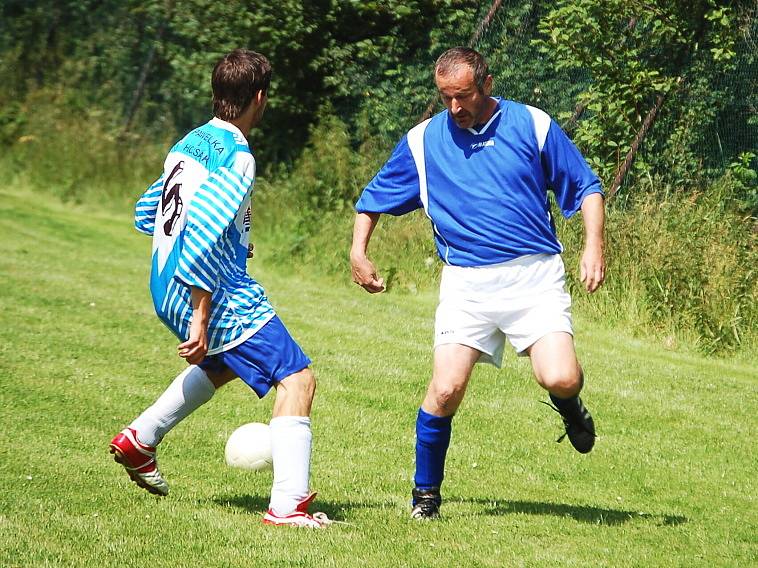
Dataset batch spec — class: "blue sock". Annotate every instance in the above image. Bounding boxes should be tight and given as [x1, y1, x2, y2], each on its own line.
[414, 408, 452, 490]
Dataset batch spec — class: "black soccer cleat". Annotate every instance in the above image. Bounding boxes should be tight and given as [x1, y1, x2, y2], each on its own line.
[411, 487, 442, 519]
[543, 397, 596, 454]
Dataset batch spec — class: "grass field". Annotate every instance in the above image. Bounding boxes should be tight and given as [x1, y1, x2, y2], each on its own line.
[0, 189, 755, 567]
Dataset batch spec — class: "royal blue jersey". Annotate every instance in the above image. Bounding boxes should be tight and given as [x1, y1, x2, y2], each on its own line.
[355, 98, 603, 266]
[134, 117, 274, 354]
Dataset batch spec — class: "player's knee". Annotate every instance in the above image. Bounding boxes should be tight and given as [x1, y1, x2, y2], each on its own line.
[540, 367, 582, 396]
[430, 383, 465, 415]
[279, 368, 315, 402]
[296, 368, 316, 400]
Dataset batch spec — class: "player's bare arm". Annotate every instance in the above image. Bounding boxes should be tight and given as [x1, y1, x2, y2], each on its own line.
[579, 192, 605, 293]
[178, 286, 211, 364]
[350, 212, 385, 293]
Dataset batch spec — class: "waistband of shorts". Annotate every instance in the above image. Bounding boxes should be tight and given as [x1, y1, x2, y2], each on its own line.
[444, 253, 558, 272]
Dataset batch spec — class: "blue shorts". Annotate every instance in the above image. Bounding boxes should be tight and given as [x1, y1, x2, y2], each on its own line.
[199, 316, 311, 398]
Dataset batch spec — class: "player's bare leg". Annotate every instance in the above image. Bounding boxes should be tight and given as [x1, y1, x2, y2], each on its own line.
[422, 343, 481, 416]
[412, 343, 480, 519]
[527, 332, 595, 453]
[272, 368, 315, 417]
[206, 366, 237, 388]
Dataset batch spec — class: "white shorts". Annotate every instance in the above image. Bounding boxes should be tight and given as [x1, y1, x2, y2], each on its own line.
[434, 254, 573, 367]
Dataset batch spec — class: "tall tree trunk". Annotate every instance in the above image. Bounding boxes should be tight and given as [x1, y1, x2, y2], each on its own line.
[607, 85, 675, 199]
[122, 1, 174, 134]
[607, 4, 710, 198]
[38, 6, 62, 87]
[122, 20, 166, 133]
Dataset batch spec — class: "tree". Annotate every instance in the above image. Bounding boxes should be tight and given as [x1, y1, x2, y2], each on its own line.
[533, 0, 740, 189]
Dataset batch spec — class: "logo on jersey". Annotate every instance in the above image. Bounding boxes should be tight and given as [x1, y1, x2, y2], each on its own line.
[161, 161, 184, 236]
[470, 139, 495, 151]
[243, 207, 251, 233]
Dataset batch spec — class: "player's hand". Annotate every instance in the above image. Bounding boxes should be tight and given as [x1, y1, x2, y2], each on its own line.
[178, 321, 209, 365]
[580, 242, 605, 293]
[350, 253, 385, 293]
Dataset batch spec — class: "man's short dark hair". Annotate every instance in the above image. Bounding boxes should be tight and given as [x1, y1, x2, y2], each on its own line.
[435, 47, 489, 92]
[212, 49, 272, 121]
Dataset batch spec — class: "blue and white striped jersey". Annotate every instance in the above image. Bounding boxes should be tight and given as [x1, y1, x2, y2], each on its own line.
[356, 98, 603, 267]
[135, 117, 274, 354]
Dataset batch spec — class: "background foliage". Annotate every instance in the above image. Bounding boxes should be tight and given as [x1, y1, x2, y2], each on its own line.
[0, 0, 755, 353]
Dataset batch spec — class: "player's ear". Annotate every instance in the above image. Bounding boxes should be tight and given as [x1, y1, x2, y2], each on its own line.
[255, 89, 267, 107]
[482, 75, 493, 96]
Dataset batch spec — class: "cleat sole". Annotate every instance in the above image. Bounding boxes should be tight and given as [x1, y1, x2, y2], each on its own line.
[109, 445, 168, 496]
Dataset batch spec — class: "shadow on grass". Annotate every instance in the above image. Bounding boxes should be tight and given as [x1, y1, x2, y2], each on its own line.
[213, 494, 387, 522]
[461, 499, 687, 526]
[215, 495, 687, 526]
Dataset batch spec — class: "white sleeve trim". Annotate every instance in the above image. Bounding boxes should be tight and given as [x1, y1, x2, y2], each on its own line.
[406, 118, 452, 264]
[406, 119, 430, 211]
[526, 105, 551, 153]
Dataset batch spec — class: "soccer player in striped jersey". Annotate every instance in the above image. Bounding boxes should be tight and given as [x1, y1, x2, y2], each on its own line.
[109, 49, 329, 528]
[351, 47, 605, 519]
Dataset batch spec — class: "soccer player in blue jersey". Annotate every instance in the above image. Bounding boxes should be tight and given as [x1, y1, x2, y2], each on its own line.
[351, 47, 605, 519]
[109, 49, 329, 528]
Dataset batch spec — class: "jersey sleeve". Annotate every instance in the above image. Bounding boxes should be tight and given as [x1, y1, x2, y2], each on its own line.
[134, 175, 164, 236]
[174, 153, 255, 292]
[541, 120, 603, 218]
[355, 135, 422, 216]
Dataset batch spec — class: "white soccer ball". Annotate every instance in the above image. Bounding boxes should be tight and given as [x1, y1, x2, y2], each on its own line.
[225, 422, 272, 471]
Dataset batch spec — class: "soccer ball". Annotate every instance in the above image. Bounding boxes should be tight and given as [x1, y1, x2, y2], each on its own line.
[224, 422, 272, 471]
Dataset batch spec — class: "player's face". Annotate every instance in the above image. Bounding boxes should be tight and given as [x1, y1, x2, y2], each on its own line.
[435, 66, 493, 130]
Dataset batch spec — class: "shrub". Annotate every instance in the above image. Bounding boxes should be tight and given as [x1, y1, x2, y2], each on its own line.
[559, 181, 756, 354]
[0, 88, 167, 209]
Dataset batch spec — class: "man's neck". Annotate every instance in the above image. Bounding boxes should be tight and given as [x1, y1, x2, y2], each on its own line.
[230, 116, 253, 138]
[475, 97, 499, 128]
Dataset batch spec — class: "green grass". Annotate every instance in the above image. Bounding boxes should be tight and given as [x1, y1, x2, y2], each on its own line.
[0, 189, 755, 567]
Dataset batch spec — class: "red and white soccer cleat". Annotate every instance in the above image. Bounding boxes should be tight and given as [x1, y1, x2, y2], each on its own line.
[262, 492, 331, 528]
[109, 428, 169, 496]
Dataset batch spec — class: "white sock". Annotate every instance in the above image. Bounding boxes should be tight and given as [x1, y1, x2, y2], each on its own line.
[129, 365, 215, 447]
[268, 416, 312, 515]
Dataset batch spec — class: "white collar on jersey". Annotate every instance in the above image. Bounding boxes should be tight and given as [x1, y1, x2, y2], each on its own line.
[209, 117, 249, 144]
[467, 97, 502, 136]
